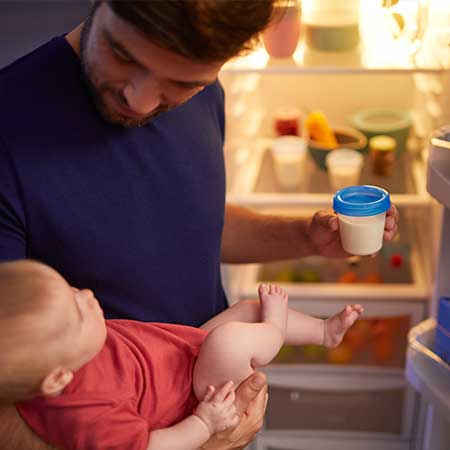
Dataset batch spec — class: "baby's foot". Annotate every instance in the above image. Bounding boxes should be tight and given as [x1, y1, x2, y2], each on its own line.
[323, 304, 364, 348]
[258, 284, 288, 339]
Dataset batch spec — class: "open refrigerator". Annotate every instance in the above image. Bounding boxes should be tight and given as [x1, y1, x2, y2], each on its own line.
[218, 1, 450, 449]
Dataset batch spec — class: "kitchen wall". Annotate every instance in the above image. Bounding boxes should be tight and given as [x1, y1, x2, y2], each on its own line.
[0, 0, 90, 69]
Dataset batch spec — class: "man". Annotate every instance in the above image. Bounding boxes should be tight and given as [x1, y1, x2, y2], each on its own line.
[0, 1, 399, 449]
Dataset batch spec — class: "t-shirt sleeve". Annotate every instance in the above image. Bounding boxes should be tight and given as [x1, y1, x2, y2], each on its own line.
[0, 139, 27, 261]
[17, 395, 150, 450]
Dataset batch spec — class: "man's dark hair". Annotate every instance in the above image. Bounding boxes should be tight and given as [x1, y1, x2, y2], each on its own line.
[106, 0, 281, 62]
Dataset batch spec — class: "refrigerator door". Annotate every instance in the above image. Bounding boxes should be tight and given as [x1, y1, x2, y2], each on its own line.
[406, 318, 450, 450]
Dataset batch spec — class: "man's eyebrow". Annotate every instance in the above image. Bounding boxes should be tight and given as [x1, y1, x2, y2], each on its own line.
[171, 77, 217, 88]
[104, 28, 217, 88]
[103, 28, 145, 67]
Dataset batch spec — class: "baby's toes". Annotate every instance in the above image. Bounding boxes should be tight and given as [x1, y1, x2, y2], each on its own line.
[347, 311, 360, 327]
[258, 284, 268, 296]
[341, 306, 358, 327]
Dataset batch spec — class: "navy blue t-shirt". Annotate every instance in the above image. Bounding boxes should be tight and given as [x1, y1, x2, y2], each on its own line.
[0, 36, 227, 326]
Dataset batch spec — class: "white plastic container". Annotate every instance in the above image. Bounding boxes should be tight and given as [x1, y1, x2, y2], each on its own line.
[271, 136, 307, 189]
[333, 185, 391, 255]
[325, 148, 363, 191]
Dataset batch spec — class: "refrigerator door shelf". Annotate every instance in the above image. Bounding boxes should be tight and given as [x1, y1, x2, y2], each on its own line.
[406, 318, 450, 421]
[427, 126, 450, 209]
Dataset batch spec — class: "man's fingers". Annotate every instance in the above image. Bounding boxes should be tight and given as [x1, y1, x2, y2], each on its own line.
[314, 210, 338, 230]
[385, 215, 395, 229]
[244, 383, 268, 418]
[384, 225, 398, 241]
[387, 204, 399, 220]
[234, 371, 267, 415]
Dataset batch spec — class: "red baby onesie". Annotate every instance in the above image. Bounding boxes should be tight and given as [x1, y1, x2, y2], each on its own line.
[17, 320, 208, 450]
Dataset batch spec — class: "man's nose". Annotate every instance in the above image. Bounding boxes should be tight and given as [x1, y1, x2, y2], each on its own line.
[123, 74, 161, 115]
[79, 289, 94, 301]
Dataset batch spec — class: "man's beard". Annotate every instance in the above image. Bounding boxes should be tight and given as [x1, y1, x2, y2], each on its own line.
[79, 10, 169, 128]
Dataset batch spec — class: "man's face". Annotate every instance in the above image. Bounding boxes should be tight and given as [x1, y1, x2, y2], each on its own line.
[80, 3, 224, 128]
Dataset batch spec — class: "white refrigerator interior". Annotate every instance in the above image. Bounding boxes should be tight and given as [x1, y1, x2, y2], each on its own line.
[219, 1, 450, 449]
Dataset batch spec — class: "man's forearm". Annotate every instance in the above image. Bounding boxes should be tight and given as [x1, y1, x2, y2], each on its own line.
[221, 204, 315, 264]
[0, 404, 57, 450]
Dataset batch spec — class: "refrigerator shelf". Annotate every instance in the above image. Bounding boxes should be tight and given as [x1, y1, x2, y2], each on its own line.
[227, 138, 430, 208]
[235, 230, 428, 303]
[237, 265, 428, 302]
[406, 318, 450, 421]
[221, 46, 450, 76]
[263, 364, 405, 387]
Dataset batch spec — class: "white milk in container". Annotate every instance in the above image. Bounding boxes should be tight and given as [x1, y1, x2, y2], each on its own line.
[333, 185, 391, 256]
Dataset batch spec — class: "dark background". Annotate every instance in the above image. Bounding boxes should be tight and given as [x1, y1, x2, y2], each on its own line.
[0, 1, 91, 69]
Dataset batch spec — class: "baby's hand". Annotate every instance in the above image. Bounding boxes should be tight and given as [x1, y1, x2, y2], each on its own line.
[194, 381, 239, 434]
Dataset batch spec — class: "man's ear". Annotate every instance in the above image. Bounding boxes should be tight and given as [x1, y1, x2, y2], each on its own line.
[40, 367, 73, 397]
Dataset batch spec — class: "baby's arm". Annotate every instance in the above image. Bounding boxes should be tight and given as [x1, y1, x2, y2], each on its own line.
[147, 382, 238, 450]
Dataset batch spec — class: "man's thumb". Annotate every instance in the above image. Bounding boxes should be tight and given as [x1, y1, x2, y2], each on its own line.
[234, 372, 267, 415]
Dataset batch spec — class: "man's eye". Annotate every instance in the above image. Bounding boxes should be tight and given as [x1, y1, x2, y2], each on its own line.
[113, 48, 133, 63]
[176, 83, 203, 91]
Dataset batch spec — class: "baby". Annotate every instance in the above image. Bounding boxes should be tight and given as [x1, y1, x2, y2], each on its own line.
[0, 260, 363, 450]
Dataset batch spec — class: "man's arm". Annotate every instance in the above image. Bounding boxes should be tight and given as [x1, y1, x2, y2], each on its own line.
[221, 203, 399, 263]
[0, 404, 57, 450]
[221, 204, 315, 263]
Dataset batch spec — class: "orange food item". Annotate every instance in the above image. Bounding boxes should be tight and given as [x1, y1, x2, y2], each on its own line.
[361, 273, 382, 284]
[373, 336, 394, 364]
[339, 271, 358, 283]
[344, 321, 370, 352]
[327, 344, 353, 364]
[305, 110, 338, 147]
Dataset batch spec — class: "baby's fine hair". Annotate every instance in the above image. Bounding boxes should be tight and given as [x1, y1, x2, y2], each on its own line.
[0, 260, 67, 402]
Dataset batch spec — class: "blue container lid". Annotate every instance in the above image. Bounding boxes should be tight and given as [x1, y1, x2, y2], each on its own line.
[333, 185, 391, 217]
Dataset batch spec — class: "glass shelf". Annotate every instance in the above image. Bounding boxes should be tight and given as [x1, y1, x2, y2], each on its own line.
[221, 43, 450, 76]
[227, 138, 430, 208]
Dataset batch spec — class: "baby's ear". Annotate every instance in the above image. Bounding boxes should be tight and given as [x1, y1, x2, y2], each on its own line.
[40, 367, 73, 397]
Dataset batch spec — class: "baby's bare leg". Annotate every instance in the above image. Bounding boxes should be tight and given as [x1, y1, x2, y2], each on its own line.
[193, 285, 288, 400]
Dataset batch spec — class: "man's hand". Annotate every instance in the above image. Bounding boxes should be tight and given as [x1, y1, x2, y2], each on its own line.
[200, 371, 268, 450]
[307, 205, 399, 258]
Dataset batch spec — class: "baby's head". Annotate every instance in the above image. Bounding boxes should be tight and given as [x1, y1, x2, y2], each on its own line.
[0, 260, 106, 403]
